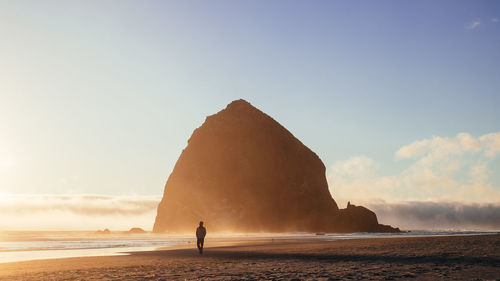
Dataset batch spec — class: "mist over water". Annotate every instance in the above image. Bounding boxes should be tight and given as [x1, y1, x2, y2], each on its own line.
[0, 194, 159, 231]
[366, 201, 500, 231]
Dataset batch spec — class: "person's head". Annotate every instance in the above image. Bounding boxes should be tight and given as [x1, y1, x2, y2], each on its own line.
[199, 221, 204, 226]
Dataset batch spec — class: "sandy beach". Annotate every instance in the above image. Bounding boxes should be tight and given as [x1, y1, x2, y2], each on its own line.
[0, 234, 498, 280]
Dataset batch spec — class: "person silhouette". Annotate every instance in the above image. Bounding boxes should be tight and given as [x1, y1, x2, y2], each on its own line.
[196, 221, 206, 254]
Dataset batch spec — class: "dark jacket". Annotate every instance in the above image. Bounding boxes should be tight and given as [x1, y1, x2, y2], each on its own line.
[196, 226, 206, 239]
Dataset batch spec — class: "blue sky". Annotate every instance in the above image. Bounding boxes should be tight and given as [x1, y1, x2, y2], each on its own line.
[1, 1, 499, 215]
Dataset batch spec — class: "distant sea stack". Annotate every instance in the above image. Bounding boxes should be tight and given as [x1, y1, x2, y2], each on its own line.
[127, 227, 146, 234]
[153, 99, 399, 233]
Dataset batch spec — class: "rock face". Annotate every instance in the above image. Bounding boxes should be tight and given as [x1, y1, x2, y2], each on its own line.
[337, 203, 399, 232]
[153, 99, 399, 233]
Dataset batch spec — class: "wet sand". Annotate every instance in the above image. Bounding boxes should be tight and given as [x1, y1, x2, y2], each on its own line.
[0, 234, 498, 280]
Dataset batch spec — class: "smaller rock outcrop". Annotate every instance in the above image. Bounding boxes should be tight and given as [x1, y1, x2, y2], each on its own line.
[95, 228, 111, 234]
[336, 203, 400, 233]
[127, 227, 147, 234]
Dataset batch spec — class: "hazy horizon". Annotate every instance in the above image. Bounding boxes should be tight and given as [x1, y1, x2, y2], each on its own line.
[1, 1, 499, 231]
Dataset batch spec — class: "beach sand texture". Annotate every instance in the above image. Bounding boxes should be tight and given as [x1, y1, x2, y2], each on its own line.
[0, 234, 498, 280]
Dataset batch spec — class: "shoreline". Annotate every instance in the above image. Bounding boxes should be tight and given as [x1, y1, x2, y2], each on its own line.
[1, 231, 498, 263]
[0, 234, 498, 280]
[1, 231, 498, 264]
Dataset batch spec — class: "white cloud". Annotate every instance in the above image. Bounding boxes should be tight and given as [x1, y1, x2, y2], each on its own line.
[466, 21, 481, 30]
[492, 18, 499, 22]
[329, 156, 377, 179]
[328, 132, 500, 207]
[479, 133, 500, 157]
[396, 132, 499, 159]
[469, 163, 488, 184]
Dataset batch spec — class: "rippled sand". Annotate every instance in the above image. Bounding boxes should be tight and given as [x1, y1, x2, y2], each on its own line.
[0, 234, 498, 280]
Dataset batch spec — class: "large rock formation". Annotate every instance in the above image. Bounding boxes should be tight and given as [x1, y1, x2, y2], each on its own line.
[153, 99, 399, 233]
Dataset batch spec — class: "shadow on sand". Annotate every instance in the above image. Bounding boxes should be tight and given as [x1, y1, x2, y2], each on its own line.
[129, 246, 500, 267]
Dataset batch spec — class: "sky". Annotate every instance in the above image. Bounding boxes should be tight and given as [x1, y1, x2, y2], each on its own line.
[0, 0, 499, 230]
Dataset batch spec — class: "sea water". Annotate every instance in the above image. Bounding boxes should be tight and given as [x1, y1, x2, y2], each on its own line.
[0, 231, 497, 263]
[0, 231, 193, 263]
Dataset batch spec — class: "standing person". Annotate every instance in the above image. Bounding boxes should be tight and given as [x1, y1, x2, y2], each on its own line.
[196, 221, 206, 254]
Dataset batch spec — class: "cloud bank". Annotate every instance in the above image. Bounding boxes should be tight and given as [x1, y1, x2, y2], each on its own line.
[0, 194, 161, 230]
[328, 132, 500, 230]
[364, 200, 500, 231]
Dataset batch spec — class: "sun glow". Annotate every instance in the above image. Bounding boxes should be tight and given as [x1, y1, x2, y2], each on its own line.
[0, 146, 15, 170]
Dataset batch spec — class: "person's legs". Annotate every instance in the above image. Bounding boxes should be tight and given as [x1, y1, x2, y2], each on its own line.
[200, 238, 204, 254]
[197, 238, 202, 254]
